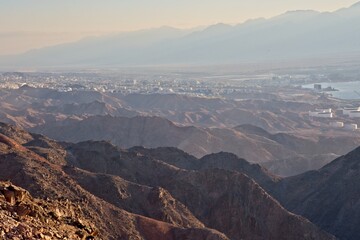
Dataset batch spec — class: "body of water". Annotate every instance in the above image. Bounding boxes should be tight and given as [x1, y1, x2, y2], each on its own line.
[303, 81, 360, 100]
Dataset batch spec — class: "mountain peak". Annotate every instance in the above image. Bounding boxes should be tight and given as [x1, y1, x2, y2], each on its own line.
[204, 23, 232, 32]
[280, 9, 319, 17]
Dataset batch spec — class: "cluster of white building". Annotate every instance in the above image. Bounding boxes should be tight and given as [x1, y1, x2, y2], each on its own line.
[342, 107, 360, 118]
[330, 121, 358, 131]
[309, 107, 360, 119]
[308, 107, 360, 131]
[309, 108, 333, 118]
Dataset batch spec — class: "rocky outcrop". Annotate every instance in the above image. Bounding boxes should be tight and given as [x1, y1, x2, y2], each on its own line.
[0, 181, 97, 240]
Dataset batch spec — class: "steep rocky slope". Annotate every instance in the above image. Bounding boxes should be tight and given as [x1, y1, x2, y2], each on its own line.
[129, 147, 279, 191]
[272, 146, 360, 240]
[0, 122, 335, 240]
[0, 123, 229, 240]
[67, 141, 334, 240]
[0, 181, 97, 239]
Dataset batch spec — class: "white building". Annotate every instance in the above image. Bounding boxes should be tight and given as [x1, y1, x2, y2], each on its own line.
[342, 107, 360, 116]
[344, 123, 358, 131]
[316, 108, 332, 113]
[309, 110, 333, 118]
[349, 111, 360, 118]
[317, 112, 333, 118]
[330, 121, 344, 128]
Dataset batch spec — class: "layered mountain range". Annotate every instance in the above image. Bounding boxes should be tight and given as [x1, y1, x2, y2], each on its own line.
[0, 122, 341, 239]
[32, 114, 360, 176]
[0, 86, 359, 176]
[0, 85, 317, 131]
[2, 2, 360, 67]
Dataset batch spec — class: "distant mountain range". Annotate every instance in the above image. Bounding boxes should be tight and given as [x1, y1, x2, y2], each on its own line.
[31, 115, 360, 176]
[1, 86, 359, 176]
[1, 2, 360, 67]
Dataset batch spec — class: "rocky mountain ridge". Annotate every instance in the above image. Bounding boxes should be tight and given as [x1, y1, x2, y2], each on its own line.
[32, 114, 360, 176]
[0, 122, 335, 239]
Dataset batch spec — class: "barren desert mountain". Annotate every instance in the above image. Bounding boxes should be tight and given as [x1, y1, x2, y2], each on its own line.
[0, 87, 357, 176]
[129, 147, 279, 191]
[63, 166, 205, 229]
[129, 144, 360, 240]
[236, 124, 357, 156]
[32, 114, 360, 176]
[0, 86, 137, 128]
[0, 123, 229, 240]
[0, 87, 314, 131]
[66, 139, 334, 240]
[272, 146, 360, 240]
[0, 122, 336, 239]
[32, 114, 298, 163]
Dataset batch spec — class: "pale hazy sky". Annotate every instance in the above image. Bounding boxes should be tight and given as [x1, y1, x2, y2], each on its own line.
[0, 0, 358, 55]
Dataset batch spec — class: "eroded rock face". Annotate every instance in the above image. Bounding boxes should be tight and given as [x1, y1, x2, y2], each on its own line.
[0, 181, 97, 240]
[1, 184, 28, 206]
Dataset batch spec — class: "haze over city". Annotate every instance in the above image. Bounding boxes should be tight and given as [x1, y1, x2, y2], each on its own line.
[1, 1, 360, 240]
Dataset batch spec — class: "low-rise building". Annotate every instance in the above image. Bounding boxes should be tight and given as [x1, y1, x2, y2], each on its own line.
[330, 121, 344, 128]
[317, 108, 332, 113]
[309, 109, 333, 118]
[342, 107, 360, 116]
[344, 123, 358, 131]
[349, 111, 360, 118]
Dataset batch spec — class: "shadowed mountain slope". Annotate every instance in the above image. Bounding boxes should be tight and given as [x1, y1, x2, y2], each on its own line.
[272, 146, 360, 240]
[0, 122, 334, 240]
[32, 115, 360, 176]
[0, 123, 229, 240]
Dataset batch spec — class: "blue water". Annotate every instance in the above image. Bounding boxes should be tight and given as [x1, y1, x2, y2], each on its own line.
[303, 81, 360, 100]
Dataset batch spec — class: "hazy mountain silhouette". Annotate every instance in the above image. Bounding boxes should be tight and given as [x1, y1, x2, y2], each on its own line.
[1, 2, 360, 67]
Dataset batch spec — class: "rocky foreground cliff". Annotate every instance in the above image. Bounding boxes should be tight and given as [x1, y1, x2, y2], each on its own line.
[0, 122, 337, 239]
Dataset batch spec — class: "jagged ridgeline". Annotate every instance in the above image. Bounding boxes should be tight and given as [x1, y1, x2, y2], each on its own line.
[1, 122, 351, 240]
